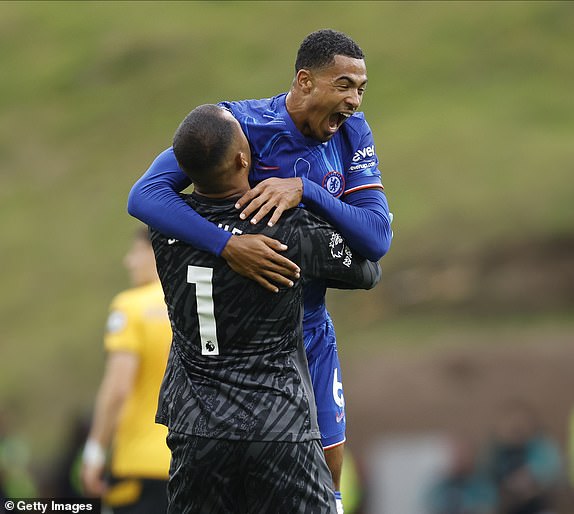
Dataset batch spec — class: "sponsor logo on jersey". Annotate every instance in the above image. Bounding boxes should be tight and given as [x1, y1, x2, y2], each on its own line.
[322, 171, 345, 198]
[349, 160, 376, 173]
[167, 238, 178, 245]
[352, 145, 375, 162]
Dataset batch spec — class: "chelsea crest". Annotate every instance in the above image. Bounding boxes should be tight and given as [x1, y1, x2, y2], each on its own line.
[322, 171, 345, 198]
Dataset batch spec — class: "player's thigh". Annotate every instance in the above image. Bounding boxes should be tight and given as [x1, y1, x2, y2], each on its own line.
[244, 439, 336, 514]
[304, 319, 346, 448]
[166, 432, 246, 514]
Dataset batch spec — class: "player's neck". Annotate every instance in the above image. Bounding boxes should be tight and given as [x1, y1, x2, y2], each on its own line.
[193, 184, 250, 199]
[285, 91, 306, 133]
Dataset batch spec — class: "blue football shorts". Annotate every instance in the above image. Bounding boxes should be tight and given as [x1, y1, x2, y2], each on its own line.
[303, 315, 346, 449]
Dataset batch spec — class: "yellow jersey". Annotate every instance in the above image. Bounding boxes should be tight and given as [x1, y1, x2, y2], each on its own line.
[104, 281, 171, 479]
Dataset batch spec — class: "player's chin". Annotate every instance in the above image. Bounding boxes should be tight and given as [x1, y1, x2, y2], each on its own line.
[317, 129, 337, 142]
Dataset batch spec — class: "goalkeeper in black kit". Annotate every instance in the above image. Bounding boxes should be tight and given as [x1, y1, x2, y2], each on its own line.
[150, 104, 380, 514]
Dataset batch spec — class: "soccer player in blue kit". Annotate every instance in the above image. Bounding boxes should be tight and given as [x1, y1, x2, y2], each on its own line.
[128, 29, 392, 513]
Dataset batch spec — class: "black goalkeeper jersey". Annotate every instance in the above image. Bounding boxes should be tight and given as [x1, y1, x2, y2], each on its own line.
[151, 193, 380, 442]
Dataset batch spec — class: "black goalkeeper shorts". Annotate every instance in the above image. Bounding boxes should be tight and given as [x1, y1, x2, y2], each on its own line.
[166, 431, 336, 514]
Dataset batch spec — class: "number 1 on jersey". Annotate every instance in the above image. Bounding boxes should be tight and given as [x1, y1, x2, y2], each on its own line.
[187, 265, 219, 356]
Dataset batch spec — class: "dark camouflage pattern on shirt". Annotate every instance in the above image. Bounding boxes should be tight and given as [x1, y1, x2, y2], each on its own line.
[151, 193, 380, 442]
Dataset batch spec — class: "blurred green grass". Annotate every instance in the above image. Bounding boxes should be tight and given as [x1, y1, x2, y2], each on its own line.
[1, 1, 573, 459]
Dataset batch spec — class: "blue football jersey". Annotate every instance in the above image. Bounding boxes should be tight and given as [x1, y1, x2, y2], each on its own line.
[220, 94, 385, 327]
[128, 93, 390, 328]
[220, 94, 383, 198]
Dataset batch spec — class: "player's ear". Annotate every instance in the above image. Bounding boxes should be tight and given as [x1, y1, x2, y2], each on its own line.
[235, 151, 249, 172]
[295, 69, 314, 94]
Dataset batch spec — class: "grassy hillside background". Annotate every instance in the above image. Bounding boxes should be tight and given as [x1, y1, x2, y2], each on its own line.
[1, 1, 573, 469]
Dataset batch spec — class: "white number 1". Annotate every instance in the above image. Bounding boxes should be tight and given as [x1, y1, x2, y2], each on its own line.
[187, 265, 219, 355]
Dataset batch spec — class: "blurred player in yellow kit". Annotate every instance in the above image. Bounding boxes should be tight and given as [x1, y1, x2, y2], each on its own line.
[81, 227, 171, 513]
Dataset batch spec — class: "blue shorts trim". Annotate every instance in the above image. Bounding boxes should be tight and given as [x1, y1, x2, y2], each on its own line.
[322, 436, 346, 451]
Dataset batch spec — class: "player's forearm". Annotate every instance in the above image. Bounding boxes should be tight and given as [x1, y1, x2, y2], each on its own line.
[301, 178, 392, 260]
[127, 148, 231, 256]
[326, 260, 381, 290]
[356, 259, 382, 289]
[88, 379, 128, 448]
[88, 352, 139, 450]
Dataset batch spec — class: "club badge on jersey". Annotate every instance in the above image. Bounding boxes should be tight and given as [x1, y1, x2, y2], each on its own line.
[106, 310, 127, 334]
[322, 171, 345, 198]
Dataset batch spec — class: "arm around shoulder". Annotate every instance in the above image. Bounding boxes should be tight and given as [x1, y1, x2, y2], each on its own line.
[127, 147, 231, 256]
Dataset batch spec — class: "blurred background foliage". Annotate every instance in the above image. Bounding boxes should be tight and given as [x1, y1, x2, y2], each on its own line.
[1, 0, 573, 470]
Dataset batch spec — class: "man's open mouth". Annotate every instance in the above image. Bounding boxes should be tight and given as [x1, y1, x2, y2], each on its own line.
[328, 112, 351, 131]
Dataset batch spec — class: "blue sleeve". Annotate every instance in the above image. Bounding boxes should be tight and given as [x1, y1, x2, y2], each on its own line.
[301, 177, 392, 261]
[127, 147, 232, 256]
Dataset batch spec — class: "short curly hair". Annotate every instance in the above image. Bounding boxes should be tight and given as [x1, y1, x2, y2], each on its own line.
[295, 29, 365, 72]
[173, 104, 234, 178]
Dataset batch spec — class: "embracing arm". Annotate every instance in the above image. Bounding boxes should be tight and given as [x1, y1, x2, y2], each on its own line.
[127, 148, 231, 255]
[235, 178, 392, 262]
[331, 256, 381, 290]
[301, 178, 392, 261]
[298, 211, 382, 290]
[128, 148, 300, 291]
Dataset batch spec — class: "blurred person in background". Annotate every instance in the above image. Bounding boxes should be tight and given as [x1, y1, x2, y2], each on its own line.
[483, 399, 562, 514]
[81, 228, 171, 514]
[128, 28, 393, 514]
[426, 434, 497, 514]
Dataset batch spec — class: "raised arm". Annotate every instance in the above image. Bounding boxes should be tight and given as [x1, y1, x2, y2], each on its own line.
[127, 148, 300, 291]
